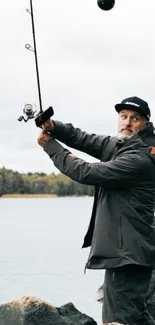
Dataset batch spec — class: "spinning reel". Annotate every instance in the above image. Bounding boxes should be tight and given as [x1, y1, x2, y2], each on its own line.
[18, 104, 54, 127]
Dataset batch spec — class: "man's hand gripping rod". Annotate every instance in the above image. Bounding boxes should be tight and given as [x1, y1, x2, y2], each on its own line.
[18, 0, 54, 127]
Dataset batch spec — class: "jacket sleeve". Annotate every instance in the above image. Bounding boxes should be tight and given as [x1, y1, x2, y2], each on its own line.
[49, 120, 110, 160]
[43, 139, 151, 188]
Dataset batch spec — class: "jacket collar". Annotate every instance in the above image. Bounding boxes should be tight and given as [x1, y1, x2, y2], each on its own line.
[115, 122, 155, 153]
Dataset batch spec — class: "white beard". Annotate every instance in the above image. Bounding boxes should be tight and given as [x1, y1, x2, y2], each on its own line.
[117, 132, 135, 141]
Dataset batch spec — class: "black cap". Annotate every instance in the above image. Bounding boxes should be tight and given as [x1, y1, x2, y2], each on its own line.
[115, 96, 151, 121]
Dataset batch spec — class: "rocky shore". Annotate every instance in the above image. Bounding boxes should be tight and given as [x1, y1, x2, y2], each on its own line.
[0, 296, 97, 325]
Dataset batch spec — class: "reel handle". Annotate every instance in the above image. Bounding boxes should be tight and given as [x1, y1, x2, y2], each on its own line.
[35, 106, 54, 127]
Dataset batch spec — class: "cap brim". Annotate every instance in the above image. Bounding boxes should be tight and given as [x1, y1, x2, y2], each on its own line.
[115, 103, 137, 113]
[115, 103, 149, 120]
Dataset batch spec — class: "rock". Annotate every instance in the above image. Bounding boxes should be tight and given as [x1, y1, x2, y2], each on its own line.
[57, 302, 97, 325]
[0, 296, 97, 325]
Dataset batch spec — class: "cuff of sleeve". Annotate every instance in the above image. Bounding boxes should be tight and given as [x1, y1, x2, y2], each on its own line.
[43, 139, 69, 157]
[49, 120, 64, 136]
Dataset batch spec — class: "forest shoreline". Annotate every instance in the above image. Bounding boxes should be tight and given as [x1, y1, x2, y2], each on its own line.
[1, 194, 58, 198]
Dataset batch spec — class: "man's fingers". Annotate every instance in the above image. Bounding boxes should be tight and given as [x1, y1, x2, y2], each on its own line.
[42, 123, 48, 130]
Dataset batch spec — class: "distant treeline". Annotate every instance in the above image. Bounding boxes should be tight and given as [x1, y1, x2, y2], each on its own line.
[0, 167, 94, 196]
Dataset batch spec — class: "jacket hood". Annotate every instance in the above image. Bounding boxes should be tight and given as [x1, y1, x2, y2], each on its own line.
[137, 122, 155, 164]
[138, 122, 155, 145]
[115, 122, 155, 164]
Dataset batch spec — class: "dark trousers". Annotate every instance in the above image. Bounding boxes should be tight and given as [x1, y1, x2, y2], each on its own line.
[102, 265, 155, 325]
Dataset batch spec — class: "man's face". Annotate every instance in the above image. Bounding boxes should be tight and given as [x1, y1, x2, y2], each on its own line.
[118, 109, 147, 140]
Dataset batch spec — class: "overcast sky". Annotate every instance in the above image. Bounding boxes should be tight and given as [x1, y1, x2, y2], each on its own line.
[1, 0, 155, 174]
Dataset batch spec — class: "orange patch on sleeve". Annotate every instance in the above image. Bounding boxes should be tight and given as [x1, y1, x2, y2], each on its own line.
[151, 147, 155, 154]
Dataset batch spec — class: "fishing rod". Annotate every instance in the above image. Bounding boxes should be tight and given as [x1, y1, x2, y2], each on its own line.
[18, 0, 114, 126]
[18, 0, 54, 127]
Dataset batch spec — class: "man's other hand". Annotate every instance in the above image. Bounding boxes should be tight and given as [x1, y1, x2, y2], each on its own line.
[37, 131, 53, 148]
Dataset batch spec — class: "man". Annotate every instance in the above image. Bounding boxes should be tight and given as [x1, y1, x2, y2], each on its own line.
[37, 96, 155, 325]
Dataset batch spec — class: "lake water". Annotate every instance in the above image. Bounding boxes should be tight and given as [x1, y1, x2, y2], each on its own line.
[0, 197, 104, 324]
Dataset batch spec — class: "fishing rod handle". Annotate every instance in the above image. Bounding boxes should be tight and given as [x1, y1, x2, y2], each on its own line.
[35, 106, 54, 127]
